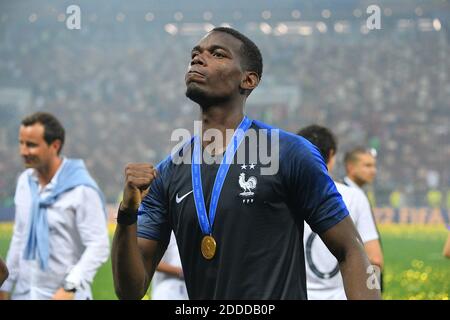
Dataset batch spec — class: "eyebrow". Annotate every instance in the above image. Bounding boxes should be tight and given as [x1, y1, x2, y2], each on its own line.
[19, 139, 38, 145]
[191, 44, 232, 55]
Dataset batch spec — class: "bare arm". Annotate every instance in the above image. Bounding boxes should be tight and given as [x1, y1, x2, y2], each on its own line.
[156, 261, 184, 279]
[111, 163, 162, 300]
[319, 216, 381, 300]
[112, 223, 164, 299]
[364, 239, 384, 269]
[443, 232, 450, 259]
[0, 258, 8, 287]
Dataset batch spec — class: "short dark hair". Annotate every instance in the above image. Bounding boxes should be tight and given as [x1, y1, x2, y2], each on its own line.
[297, 124, 337, 163]
[211, 27, 263, 81]
[344, 146, 375, 165]
[21, 112, 65, 154]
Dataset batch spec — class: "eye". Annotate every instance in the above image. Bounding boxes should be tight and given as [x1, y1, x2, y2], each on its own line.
[191, 52, 198, 59]
[213, 51, 225, 58]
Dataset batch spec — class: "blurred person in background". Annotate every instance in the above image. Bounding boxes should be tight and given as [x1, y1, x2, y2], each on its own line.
[344, 147, 377, 194]
[0, 258, 8, 287]
[0, 112, 109, 300]
[151, 232, 188, 300]
[446, 190, 450, 212]
[298, 125, 383, 299]
[389, 189, 403, 210]
[344, 146, 384, 291]
[444, 227, 450, 259]
[445, 191, 450, 258]
[426, 188, 442, 209]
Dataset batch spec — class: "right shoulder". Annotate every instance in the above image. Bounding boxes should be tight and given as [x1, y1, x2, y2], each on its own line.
[155, 151, 180, 185]
[14, 169, 33, 204]
[156, 138, 193, 181]
[16, 169, 33, 188]
[156, 154, 174, 175]
[338, 182, 372, 223]
[335, 182, 358, 203]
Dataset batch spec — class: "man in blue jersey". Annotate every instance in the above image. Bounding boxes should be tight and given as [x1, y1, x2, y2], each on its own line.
[111, 27, 381, 300]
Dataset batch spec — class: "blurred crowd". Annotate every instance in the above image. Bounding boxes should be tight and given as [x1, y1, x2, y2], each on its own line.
[0, 14, 449, 208]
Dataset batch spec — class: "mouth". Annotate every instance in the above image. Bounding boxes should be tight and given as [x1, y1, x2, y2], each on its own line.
[23, 157, 35, 164]
[188, 70, 205, 77]
[186, 71, 206, 83]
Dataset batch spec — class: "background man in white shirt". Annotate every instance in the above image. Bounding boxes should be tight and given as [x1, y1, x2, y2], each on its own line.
[344, 147, 377, 191]
[344, 146, 384, 291]
[151, 232, 188, 300]
[298, 125, 383, 299]
[0, 112, 110, 300]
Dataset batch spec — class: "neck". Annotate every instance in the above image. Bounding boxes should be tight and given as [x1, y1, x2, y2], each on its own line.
[348, 176, 364, 188]
[37, 156, 62, 186]
[200, 103, 245, 151]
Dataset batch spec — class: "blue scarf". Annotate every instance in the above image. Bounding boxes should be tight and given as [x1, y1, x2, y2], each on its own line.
[23, 159, 106, 270]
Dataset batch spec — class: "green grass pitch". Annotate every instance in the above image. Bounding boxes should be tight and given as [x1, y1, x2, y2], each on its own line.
[0, 224, 448, 300]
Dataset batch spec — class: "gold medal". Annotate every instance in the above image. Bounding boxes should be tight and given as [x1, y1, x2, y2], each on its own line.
[201, 235, 217, 260]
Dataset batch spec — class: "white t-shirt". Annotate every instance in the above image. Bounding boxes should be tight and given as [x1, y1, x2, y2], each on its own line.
[304, 181, 379, 300]
[151, 232, 188, 300]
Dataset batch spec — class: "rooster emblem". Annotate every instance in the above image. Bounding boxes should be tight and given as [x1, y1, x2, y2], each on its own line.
[239, 172, 257, 197]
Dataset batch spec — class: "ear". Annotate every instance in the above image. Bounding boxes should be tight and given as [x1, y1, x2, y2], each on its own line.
[328, 150, 336, 173]
[345, 162, 354, 174]
[329, 149, 336, 160]
[240, 71, 260, 93]
[50, 139, 62, 155]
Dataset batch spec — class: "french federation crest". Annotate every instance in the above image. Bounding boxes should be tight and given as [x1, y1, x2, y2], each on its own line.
[239, 172, 257, 196]
[239, 164, 257, 204]
[239, 172, 257, 204]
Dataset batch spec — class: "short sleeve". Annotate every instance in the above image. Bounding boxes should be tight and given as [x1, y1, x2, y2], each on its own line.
[282, 136, 349, 234]
[353, 189, 379, 243]
[136, 156, 172, 246]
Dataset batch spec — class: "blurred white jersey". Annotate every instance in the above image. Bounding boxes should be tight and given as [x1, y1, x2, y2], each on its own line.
[304, 182, 379, 300]
[151, 232, 188, 300]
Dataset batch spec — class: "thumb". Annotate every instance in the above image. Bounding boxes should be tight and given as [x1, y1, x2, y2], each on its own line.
[141, 187, 150, 200]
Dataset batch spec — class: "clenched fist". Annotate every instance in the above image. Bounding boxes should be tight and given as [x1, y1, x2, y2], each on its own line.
[120, 163, 157, 213]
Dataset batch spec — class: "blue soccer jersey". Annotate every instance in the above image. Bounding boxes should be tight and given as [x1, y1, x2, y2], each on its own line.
[137, 120, 349, 299]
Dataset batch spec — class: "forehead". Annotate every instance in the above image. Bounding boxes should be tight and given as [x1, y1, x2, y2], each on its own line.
[19, 123, 45, 140]
[356, 153, 375, 163]
[195, 31, 243, 54]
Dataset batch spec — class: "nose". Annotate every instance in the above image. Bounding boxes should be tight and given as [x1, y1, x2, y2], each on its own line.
[19, 143, 29, 156]
[191, 52, 206, 66]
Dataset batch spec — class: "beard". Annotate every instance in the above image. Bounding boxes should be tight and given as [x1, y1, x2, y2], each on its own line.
[185, 83, 207, 105]
[22, 156, 40, 168]
[185, 83, 230, 109]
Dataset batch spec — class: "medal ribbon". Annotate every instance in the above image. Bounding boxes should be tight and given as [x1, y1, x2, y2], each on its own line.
[192, 116, 252, 235]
